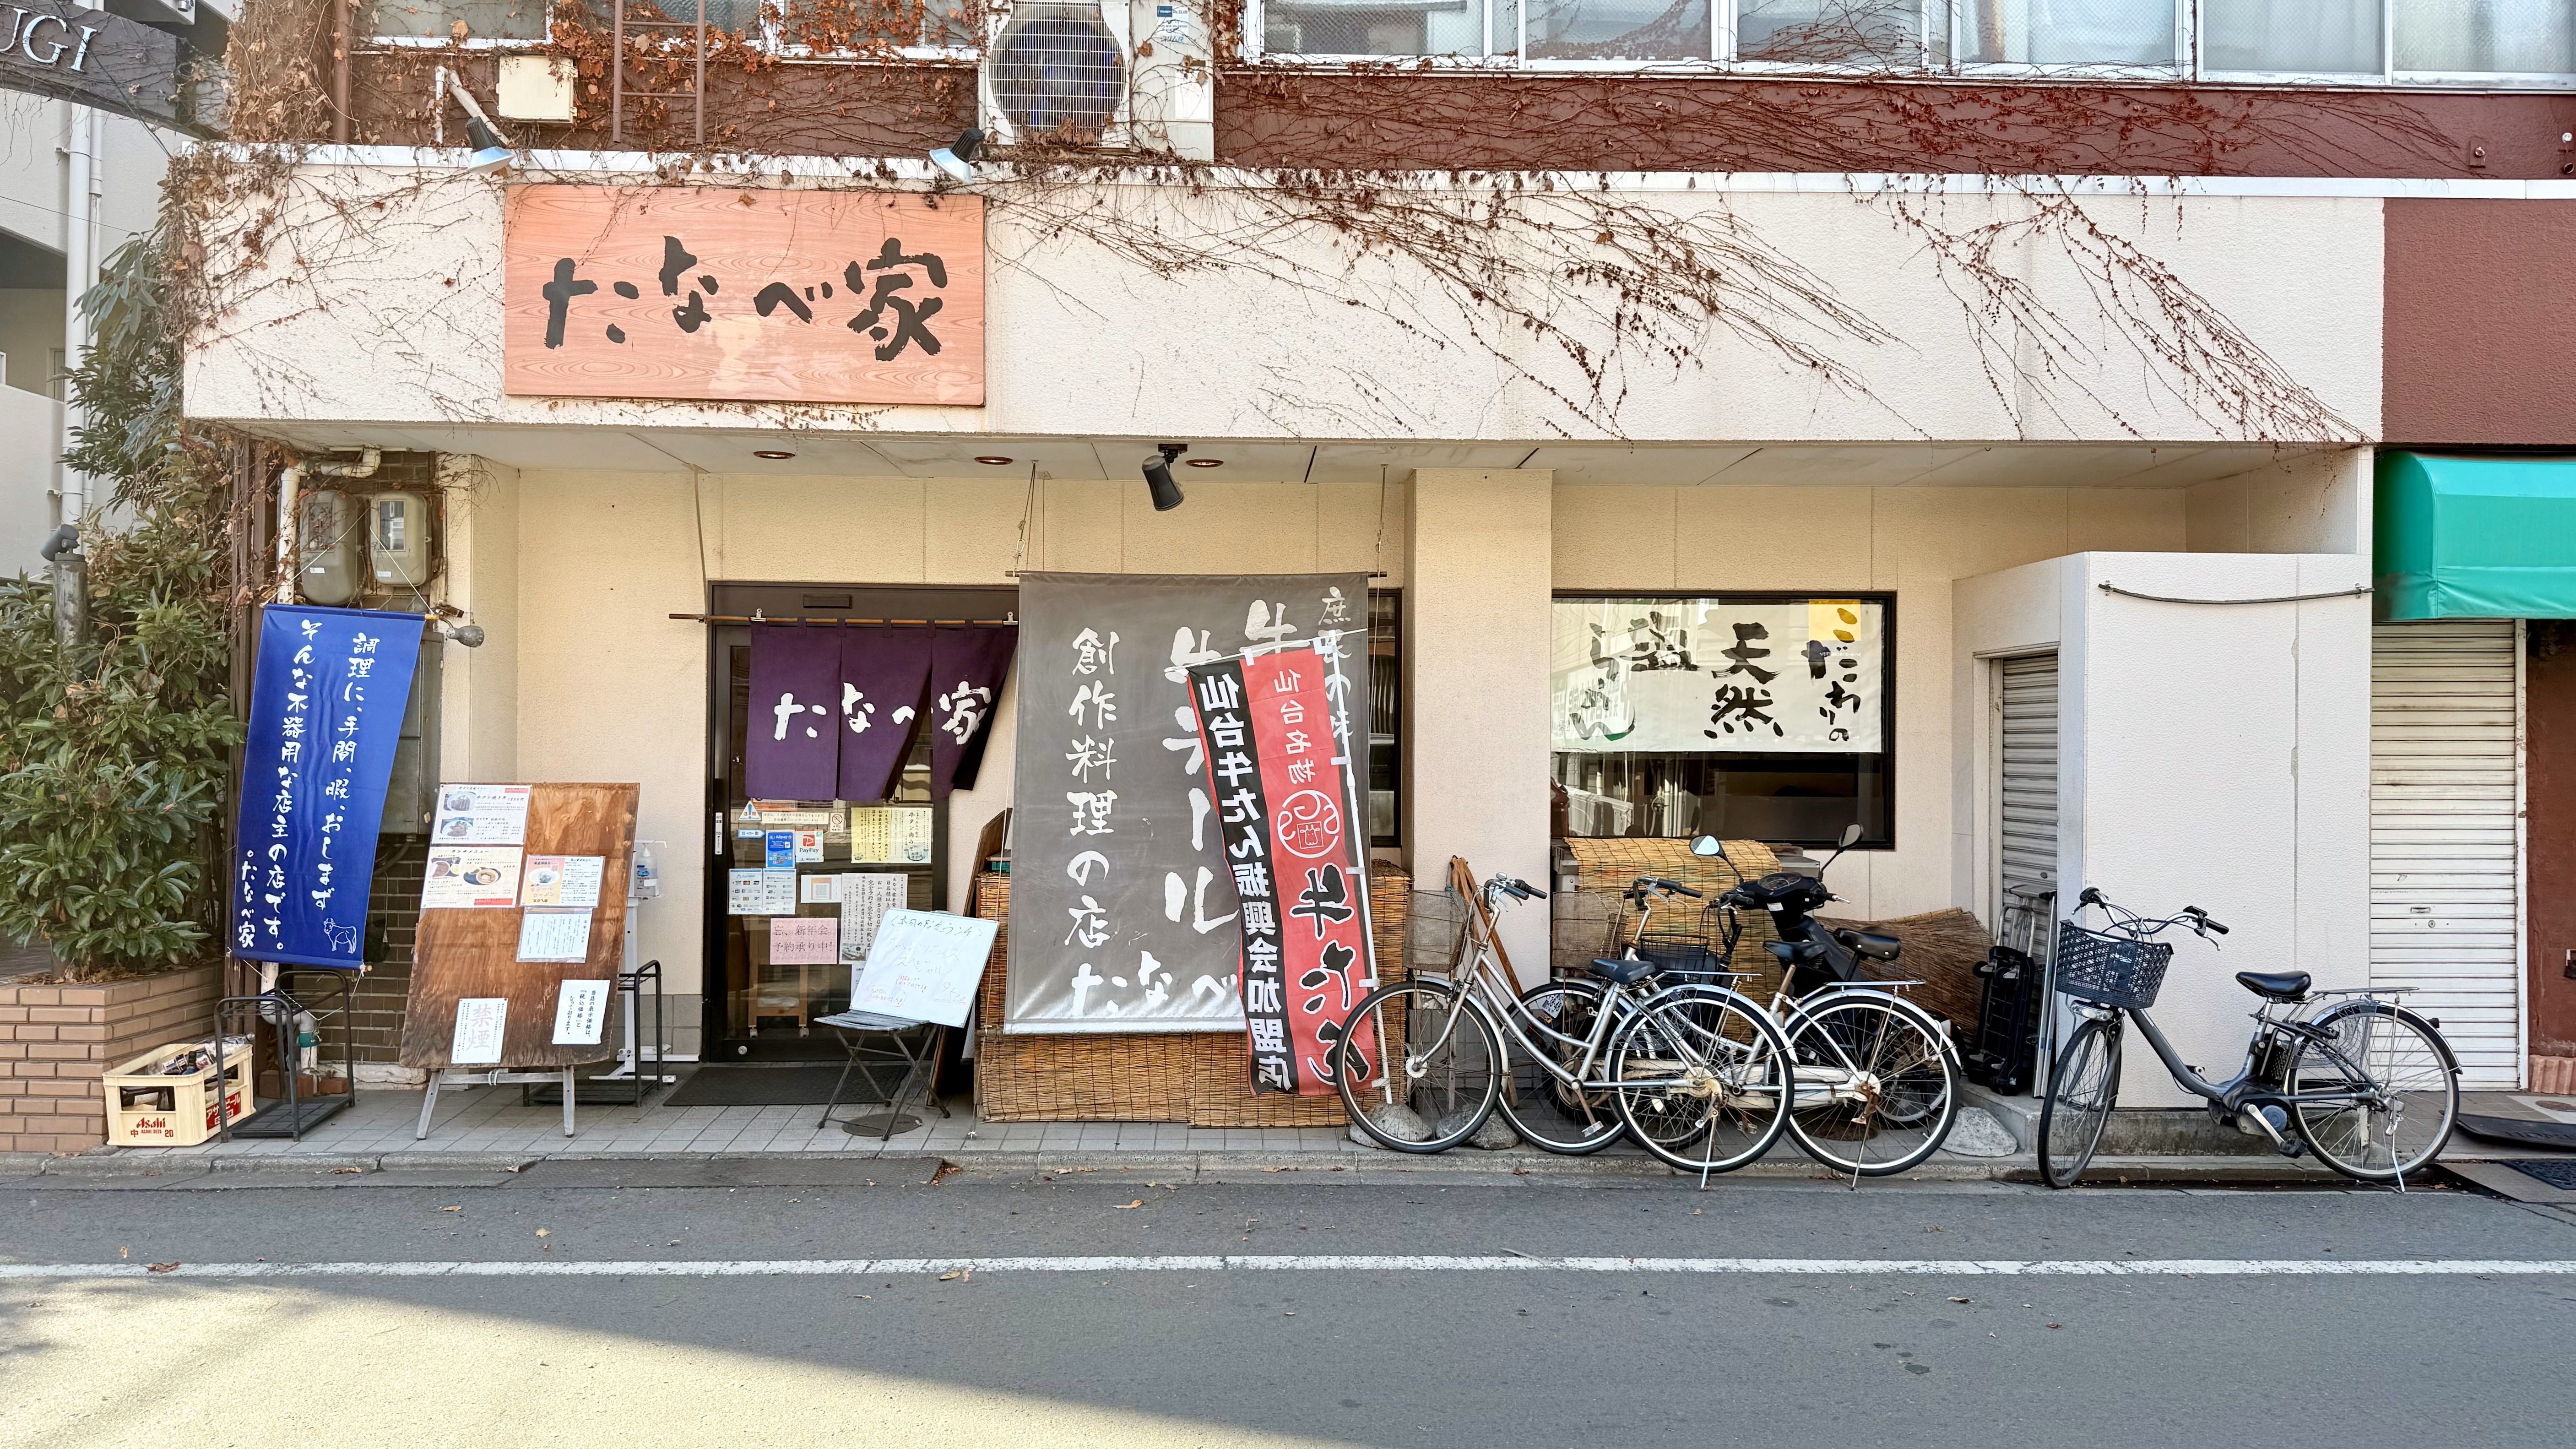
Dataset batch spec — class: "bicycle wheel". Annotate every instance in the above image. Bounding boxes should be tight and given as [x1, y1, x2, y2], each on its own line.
[2037, 1016, 2120, 1189]
[1493, 979, 1627, 1155]
[1609, 984, 1792, 1175]
[2288, 1002, 2459, 1183]
[1334, 979, 1505, 1154]
[1781, 993, 1960, 1177]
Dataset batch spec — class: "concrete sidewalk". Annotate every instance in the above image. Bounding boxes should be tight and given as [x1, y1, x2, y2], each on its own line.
[0, 1075, 2370, 1186]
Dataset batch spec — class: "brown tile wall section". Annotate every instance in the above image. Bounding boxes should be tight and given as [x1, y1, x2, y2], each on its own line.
[0, 968, 221, 1154]
[2383, 199, 2576, 448]
[342, 836, 429, 1064]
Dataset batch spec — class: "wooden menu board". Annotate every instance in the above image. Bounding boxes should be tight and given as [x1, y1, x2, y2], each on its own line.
[398, 782, 638, 1069]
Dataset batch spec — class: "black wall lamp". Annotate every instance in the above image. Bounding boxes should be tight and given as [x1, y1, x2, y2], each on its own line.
[1142, 443, 1188, 512]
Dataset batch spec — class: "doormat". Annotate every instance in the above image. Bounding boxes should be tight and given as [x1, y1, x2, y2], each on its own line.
[2505, 1159, 2576, 1191]
[662, 1064, 892, 1108]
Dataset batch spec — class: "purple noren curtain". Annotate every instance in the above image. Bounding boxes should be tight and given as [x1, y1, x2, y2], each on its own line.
[837, 627, 933, 803]
[928, 626, 1017, 799]
[745, 625, 843, 801]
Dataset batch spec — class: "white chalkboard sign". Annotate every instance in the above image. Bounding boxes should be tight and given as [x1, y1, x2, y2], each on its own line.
[851, 909, 998, 1028]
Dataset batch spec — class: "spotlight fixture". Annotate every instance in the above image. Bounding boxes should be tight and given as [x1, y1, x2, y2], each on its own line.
[929, 126, 985, 185]
[1142, 442, 1188, 513]
[753, 450, 796, 460]
[1185, 457, 1223, 468]
[439, 68, 515, 175]
[974, 456, 1014, 466]
[434, 620, 488, 649]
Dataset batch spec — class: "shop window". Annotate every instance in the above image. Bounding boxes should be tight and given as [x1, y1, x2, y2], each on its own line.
[2202, 0, 2381, 72]
[1367, 589, 1403, 850]
[2393, 0, 2575, 73]
[1550, 594, 1893, 848]
[1529, 0, 1713, 59]
[1955, 0, 2176, 66]
[1265, 0, 1518, 57]
[366, 0, 553, 39]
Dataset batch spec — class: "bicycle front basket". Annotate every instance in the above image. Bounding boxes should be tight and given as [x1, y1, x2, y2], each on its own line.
[2051, 922, 2174, 1010]
[1634, 931, 1725, 984]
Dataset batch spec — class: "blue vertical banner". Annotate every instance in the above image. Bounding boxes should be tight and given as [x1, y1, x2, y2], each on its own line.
[230, 605, 424, 970]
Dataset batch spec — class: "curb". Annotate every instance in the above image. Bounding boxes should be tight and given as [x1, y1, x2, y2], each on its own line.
[6, 1146, 2348, 1186]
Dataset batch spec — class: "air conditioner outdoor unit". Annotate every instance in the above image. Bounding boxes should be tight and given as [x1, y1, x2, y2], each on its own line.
[981, 0, 1214, 161]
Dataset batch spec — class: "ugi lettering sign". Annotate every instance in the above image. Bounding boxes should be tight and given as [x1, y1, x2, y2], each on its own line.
[0, 1, 184, 127]
[504, 186, 986, 407]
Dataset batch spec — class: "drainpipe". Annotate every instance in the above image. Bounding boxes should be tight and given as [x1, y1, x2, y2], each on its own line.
[52, 105, 100, 651]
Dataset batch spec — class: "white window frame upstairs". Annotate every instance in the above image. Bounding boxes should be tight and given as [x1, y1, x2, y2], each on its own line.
[1244, 0, 2576, 88]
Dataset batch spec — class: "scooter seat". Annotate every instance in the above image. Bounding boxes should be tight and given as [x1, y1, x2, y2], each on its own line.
[1833, 928, 1902, 962]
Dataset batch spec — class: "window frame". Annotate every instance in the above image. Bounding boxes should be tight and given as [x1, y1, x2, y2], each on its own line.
[1244, 0, 2576, 87]
[367, 1, 978, 60]
[1547, 589, 1899, 850]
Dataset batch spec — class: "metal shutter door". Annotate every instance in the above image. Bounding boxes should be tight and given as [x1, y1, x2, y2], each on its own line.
[1997, 653, 2060, 927]
[2371, 619, 2522, 1089]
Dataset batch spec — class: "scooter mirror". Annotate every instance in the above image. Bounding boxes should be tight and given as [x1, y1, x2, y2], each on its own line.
[1690, 835, 1725, 858]
[1839, 822, 1865, 848]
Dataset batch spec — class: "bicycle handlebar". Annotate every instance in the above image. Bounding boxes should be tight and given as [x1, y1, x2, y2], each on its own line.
[1630, 876, 1703, 900]
[2077, 889, 2226, 942]
[1489, 875, 1545, 902]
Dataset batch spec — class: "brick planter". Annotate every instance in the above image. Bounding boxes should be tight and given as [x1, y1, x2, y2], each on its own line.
[0, 966, 222, 1154]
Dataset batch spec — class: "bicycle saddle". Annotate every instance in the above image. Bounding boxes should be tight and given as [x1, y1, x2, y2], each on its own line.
[1833, 928, 1901, 962]
[2234, 970, 2310, 1002]
[1585, 955, 1661, 987]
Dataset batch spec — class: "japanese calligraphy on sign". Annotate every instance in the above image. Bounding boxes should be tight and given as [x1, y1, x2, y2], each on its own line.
[1551, 597, 1884, 754]
[230, 605, 424, 970]
[1187, 649, 1378, 1096]
[503, 187, 985, 406]
[1006, 574, 1372, 1036]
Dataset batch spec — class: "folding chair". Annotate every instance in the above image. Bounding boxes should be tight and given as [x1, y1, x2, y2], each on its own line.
[810, 1010, 949, 1139]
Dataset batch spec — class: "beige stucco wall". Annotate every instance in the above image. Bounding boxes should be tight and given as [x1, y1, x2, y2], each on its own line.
[184, 161, 2383, 448]
[1551, 481, 2190, 924]
[495, 471, 1408, 995]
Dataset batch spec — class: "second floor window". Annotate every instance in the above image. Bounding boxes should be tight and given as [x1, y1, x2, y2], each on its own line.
[1256, 0, 2576, 80]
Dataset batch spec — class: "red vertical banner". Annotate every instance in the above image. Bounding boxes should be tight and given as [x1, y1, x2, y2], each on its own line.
[1191, 646, 1378, 1096]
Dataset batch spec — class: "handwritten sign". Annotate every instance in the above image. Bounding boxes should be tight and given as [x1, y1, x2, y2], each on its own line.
[503, 186, 985, 406]
[851, 909, 998, 1028]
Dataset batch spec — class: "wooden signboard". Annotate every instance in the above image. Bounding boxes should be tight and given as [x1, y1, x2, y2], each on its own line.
[502, 186, 986, 407]
[398, 782, 638, 1070]
[0, 2, 187, 129]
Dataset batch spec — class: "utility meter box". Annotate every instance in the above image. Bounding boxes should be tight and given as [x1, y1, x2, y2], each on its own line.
[295, 491, 364, 606]
[369, 491, 433, 589]
[495, 55, 577, 122]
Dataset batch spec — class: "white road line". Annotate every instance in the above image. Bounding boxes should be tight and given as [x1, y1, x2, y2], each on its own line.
[3, 1256, 2574, 1280]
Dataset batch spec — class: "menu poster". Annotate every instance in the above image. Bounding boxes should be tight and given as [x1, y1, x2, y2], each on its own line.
[422, 846, 525, 909]
[516, 908, 595, 963]
[850, 807, 933, 864]
[851, 910, 998, 1028]
[837, 873, 911, 962]
[451, 998, 507, 1064]
[552, 980, 611, 1045]
[769, 917, 840, 966]
[521, 855, 605, 908]
[727, 868, 799, 916]
[431, 784, 531, 846]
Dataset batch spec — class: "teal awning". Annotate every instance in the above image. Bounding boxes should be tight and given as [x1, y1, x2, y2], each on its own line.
[2376, 451, 2576, 621]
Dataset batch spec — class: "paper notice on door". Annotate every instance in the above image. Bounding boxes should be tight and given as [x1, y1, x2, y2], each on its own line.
[727, 868, 798, 915]
[552, 979, 611, 1046]
[520, 855, 604, 909]
[422, 846, 524, 909]
[431, 784, 531, 846]
[516, 909, 594, 963]
[768, 916, 839, 966]
[793, 829, 825, 863]
[451, 998, 507, 1064]
[849, 808, 933, 864]
[837, 872, 911, 962]
[800, 874, 842, 905]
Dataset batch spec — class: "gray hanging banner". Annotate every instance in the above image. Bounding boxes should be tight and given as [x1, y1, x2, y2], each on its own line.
[1007, 572, 1371, 1035]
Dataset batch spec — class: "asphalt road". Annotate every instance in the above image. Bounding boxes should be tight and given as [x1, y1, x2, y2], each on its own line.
[5, 1162, 2573, 1449]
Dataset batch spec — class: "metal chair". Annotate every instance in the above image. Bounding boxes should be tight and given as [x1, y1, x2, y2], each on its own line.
[809, 1010, 949, 1139]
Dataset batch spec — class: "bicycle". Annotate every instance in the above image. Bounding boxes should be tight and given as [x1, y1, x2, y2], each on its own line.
[1333, 867, 1792, 1172]
[2037, 887, 2461, 1189]
[1693, 825, 1963, 1178]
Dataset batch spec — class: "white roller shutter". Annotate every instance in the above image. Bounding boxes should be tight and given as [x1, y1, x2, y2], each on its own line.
[2370, 619, 2522, 1090]
[1996, 653, 2060, 931]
